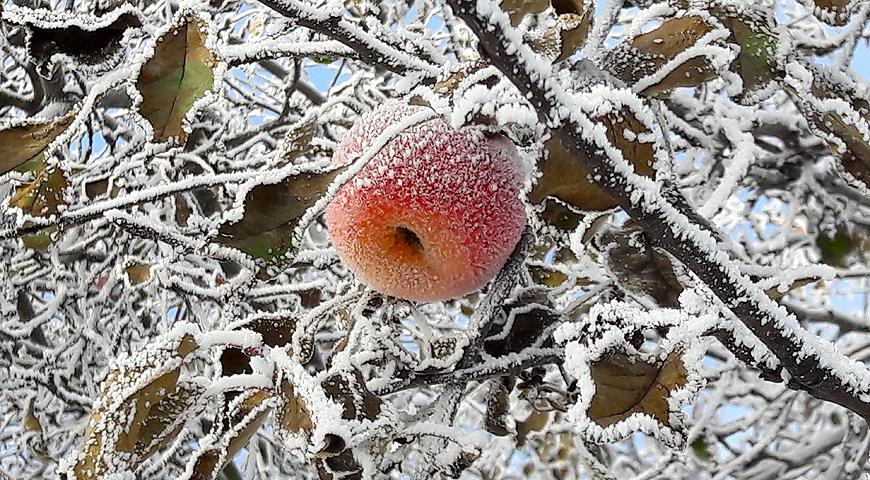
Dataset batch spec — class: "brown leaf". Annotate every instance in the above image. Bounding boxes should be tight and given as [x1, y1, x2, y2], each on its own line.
[0, 111, 75, 175]
[27, 11, 142, 67]
[530, 107, 655, 222]
[278, 379, 314, 436]
[607, 16, 718, 97]
[73, 333, 198, 479]
[485, 290, 560, 356]
[528, 264, 569, 287]
[283, 121, 317, 161]
[191, 390, 271, 480]
[125, 262, 151, 285]
[516, 410, 550, 446]
[500, 0, 550, 26]
[9, 166, 67, 218]
[601, 222, 684, 307]
[810, 0, 857, 25]
[137, 15, 215, 143]
[483, 378, 513, 437]
[216, 164, 347, 261]
[321, 368, 381, 422]
[588, 350, 687, 428]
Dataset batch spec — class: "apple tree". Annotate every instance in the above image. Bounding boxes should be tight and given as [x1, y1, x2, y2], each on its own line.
[1, 0, 870, 478]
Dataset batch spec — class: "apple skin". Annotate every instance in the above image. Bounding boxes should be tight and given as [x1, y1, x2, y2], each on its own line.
[325, 101, 526, 302]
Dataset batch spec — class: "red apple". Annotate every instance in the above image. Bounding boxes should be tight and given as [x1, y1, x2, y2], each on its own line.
[325, 101, 526, 302]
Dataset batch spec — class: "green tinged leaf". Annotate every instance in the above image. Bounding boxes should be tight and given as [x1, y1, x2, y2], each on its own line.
[816, 228, 854, 267]
[216, 165, 347, 262]
[691, 438, 712, 461]
[137, 15, 215, 143]
[0, 112, 75, 176]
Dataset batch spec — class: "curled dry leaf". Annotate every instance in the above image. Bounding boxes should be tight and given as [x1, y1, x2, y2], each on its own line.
[588, 350, 687, 429]
[71, 332, 199, 480]
[216, 164, 347, 262]
[0, 111, 75, 175]
[483, 377, 513, 437]
[606, 16, 718, 97]
[124, 262, 151, 285]
[137, 14, 215, 144]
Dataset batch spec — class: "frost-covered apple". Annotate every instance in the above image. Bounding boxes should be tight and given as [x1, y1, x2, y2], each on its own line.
[325, 101, 526, 302]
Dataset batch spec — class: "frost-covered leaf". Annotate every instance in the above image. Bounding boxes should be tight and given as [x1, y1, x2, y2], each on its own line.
[321, 368, 381, 423]
[483, 378, 513, 436]
[712, 6, 781, 99]
[588, 350, 687, 428]
[9, 166, 67, 218]
[216, 165, 347, 261]
[136, 14, 215, 143]
[606, 16, 719, 97]
[71, 328, 199, 479]
[527, 1, 593, 63]
[277, 379, 314, 436]
[124, 262, 151, 285]
[189, 390, 271, 480]
[485, 290, 560, 356]
[600, 222, 684, 307]
[0, 111, 75, 175]
[3, 6, 143, 70]
[530, 107, 656, 222]
[500, 0, 550, 26]
[805, 0, 859, 25]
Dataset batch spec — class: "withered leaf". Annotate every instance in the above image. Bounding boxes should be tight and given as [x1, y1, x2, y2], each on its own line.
[483, 377, 513, 437]
[137, 15, 215, 143]
[73, 333, 198, 479]
[125, 262, 151, 285]
[531, 107, 655, 223]
[0, 111, 75, 175]
[9, 166, 67, 218]
[216, 165, 347, 261]
[278, 379, 314, 436]
[516, 410, 550, 446]
[810, 0, 857, 26]
[485, 290, 559, 356]
[588, 350, 687, 428]
[606, 16, 718, 97]
[500, 0, 550, 26]
[528, 264, 568, 287]
[321, 368, 381, 421]
[27, 11, 141, 67]
[601, 222, 684, 307]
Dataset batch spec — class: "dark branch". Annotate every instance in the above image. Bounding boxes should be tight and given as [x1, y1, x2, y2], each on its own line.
[445, 0, 870, 422]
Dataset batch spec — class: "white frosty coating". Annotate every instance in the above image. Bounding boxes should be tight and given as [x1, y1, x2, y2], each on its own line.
[472, 0, 870, 398]
[219, 40, 356, 64]
[555, 301, 706, 446]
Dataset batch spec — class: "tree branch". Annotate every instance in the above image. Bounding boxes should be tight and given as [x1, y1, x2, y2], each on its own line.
[445, 0, 870, 422]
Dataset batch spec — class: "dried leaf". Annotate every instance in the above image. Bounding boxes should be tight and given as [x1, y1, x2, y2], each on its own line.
[530, 108, 655, 221]
[516, 411, 550, 446]
[27, 11, 141, 67]
[809, 0, 857, 25]
[483, 378, 513, 437]
[485, 290, 559, 356]
[137, 15, 215, 143]
[125, 262, 151, 285]
[529, 264, 568, 287]
[9, 166, 67, 218]
[278, 379, 314, 435]
[0, 111, 75, 175]
[500, 0, 550, 26]
[588, 350, 687, 428]
[607, 16, 718, 97]
[601, 222, 684, 307]
[216, 165, 347, 261]
[321, 368, 381, 422]
[73, 333, 198, 479]
[283, 121, 317, 161]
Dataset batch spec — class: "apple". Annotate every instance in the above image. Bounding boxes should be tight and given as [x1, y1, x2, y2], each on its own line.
[325, 101, 526, 302]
